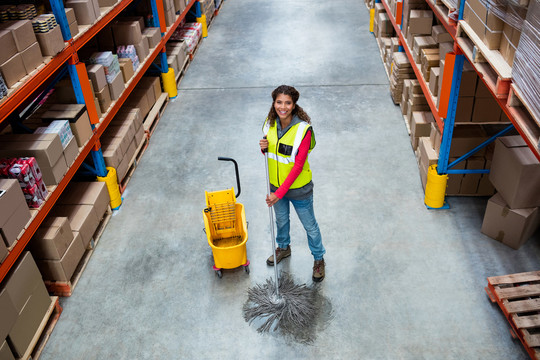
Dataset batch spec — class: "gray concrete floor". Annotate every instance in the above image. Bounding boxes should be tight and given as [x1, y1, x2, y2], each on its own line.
[41, 0, 540, 359]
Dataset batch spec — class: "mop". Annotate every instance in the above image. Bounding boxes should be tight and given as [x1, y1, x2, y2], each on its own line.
[242, 150, 317, 333]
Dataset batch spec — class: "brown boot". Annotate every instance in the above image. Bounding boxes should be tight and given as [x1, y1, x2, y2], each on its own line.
[313, 259, 325, 282]
[266, 246, 291, 266]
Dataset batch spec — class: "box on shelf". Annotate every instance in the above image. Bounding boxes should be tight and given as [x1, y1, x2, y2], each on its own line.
[489, 136, 540, 209]
[471, 97, 502, 122]
[481, 193, 540, 249]
[20, 42, 44, 74]
[112, 21, 143, 46]
[118, 58, 134, 83]
[429, 67, 440, 96]
[101, 137, 124, 168]
[96, 85, 112, 113]
[143, 28, 161, 49]
[431, 25, 452, 43]
[454, 96, 475, 122]
[42, 105, 93, 148]
[460, 157, 486, 195]
[410, 111, 434, 150]
[36, 232, 85, 281]
[134, 37, 150, 61]
[7, 279, 51, 358]
[2, 252, 44, 313]
[0, 53, 27, 88]
[0, 180, 31, 247]
[450, 125, 489, 157]
[408, 10, 433, 36]
[87, 64, 107, 92]
[0, 289, 18, 342]
[65, 0, 98, 25]
[29, 217, 73, 260]
[35, 26, 64, 57]
[0, 30, 17, 65]
[98, 0, 118, 6]
[35, 120, 73, 149]
[107, 71, 124, 100]
[51, 204, 99, 249]
[58, 181, 110, 220]
[0, 20, 36, 52]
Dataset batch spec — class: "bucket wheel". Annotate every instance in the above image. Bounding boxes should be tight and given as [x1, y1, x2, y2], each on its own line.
[216, 270, 223, 278]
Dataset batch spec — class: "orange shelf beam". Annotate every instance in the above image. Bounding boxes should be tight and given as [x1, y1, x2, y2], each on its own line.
[381, 0, 444, 132]
[0, 0, 197, 282]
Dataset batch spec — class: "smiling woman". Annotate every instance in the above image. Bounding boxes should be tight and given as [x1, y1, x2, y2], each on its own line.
[258, 85, 326, 282]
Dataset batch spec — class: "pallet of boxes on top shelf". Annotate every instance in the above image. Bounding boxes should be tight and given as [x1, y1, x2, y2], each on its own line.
[512, 0, 540, 130]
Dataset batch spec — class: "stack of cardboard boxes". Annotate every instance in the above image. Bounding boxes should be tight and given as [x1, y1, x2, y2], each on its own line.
[0, 252, 52, 359]
[402, 79, 430, 125]
[101, 108, 146, 183]
[482, 136, 540, 249]
[201, 0, 216, 24]
[29, 181, 110, 281]
[166, 41, 189, 77]
[390, 52, 415, 104]
[0, 179, 32, 263]
[0, 20, 44, 89]
[65, 0, 101, 26]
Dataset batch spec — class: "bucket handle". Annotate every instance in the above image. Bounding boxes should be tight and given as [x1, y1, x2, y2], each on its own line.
[218, 157, 241, 198]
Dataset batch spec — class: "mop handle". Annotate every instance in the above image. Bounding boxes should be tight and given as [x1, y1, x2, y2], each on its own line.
[264, 140, 280, 297]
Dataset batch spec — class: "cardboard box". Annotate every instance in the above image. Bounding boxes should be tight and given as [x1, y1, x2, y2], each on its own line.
[107, 71, 124, 100]
[1, 201, 31, 247]
[143, 28, 161, 49]
[117, 109, 143, 130]
[490, 136, 540, 209]
[429, 67, 439, 96]
[20, 42, 44, 74]
[36, 232, 85, 281]
[69, 21, 79, 38]
[0, 340, 15, 360]
[2, 252, 42, 313]
[475, 79, 492, 98]
[418, 136, 438, 170]
[112, 21, 142, 45]
[29, 217, 73, 260]
[65, 0, 97, 25]
[87, 64, 107, 92]
[0, 289, 18, 341]
[408, 10, 433, 35]
[134, 38, 150, 62]
[460, 157, 485, 194]
[118, 58, 134, 83]
[459, 66, 478, 97]
[134, 123, 145, 147]
[126, 92, 151, 119]
[450, 125, 488, 157]
[0, 30, 17, 65]
[481, 193, 540, 249]
[446, 157, 465, 195]
[7, 283, 51, 357]
[0, 21, 36, 52]
[455, 96, 475, 122]
[0, 179, 26, 225]
[43, 106, 93, 148]
[65, 8, 76, 24]
[432, 25, 452, 43]
[0, 133, 63, 167]
[52, 205, 99, 248]
[96, 85, 112, 112]
[35, 26, 64, 57]
[0, 53, 26, 88]
[472, 96, 501, 122]
[63, 137, 78, 167]
[58, 181, 110, 220]
[101, 137, 124, 168]
[98, 0, 118, 6]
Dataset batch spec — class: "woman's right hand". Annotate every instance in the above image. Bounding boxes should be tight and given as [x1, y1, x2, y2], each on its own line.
[259, 139, 268, 152]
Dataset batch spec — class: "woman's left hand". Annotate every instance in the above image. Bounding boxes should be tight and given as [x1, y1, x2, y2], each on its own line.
[266, 193, 279, 207]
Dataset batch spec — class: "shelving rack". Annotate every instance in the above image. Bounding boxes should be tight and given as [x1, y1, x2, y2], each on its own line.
[0, 0, 200, 283]
[375, 0, 540, 203]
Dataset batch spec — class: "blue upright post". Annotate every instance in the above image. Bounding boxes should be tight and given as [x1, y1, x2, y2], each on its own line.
[49, 0, 72, 40]
[150, 0, 169, 73]
[437, 54, 465, 174]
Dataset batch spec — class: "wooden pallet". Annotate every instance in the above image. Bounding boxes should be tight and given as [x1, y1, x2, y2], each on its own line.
[456, 20, 511, 98]
[143, 92, 169, 138]
[506, 84, 540, 153]
[189, 37, 203, 61]
[119, 136, 149, 194]
[23, 296, 62, 360]
[45, 208, 112, 296]
[486, 271, 540, 360]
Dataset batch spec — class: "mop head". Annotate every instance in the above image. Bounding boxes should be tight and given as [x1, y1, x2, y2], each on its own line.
[243, 272, 317, 333]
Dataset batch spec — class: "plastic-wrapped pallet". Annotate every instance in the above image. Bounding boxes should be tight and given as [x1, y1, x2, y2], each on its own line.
[170, 22, 202, 53]
[512, 0, 540, 124]
[117, 45, 140, 71]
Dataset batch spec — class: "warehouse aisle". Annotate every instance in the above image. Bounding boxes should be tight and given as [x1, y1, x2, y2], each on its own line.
[41, 0, 540, 359]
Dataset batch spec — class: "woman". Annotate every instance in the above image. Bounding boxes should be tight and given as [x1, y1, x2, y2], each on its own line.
[259, 85, 326, 282]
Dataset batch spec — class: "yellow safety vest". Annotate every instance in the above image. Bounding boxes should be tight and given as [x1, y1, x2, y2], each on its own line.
[263, 118, 316, 189]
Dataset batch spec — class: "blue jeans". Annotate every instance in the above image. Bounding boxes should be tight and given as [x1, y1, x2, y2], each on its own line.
[273, 194, 325, 260]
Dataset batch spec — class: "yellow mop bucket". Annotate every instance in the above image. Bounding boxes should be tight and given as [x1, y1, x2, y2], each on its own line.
[202, 157, 249, 278]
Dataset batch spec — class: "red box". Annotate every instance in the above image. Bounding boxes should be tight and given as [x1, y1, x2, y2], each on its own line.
[0, 158, 16, 177]
[23, 184, 44, 208]
[9, 160, 36, 189]
[19, 157, 42, 182]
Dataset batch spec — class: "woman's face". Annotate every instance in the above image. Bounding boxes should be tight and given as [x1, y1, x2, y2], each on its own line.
[274, 94, 295, 122]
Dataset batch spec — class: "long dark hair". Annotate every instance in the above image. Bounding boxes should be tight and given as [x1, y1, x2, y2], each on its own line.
[266, 85, 311, 126]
